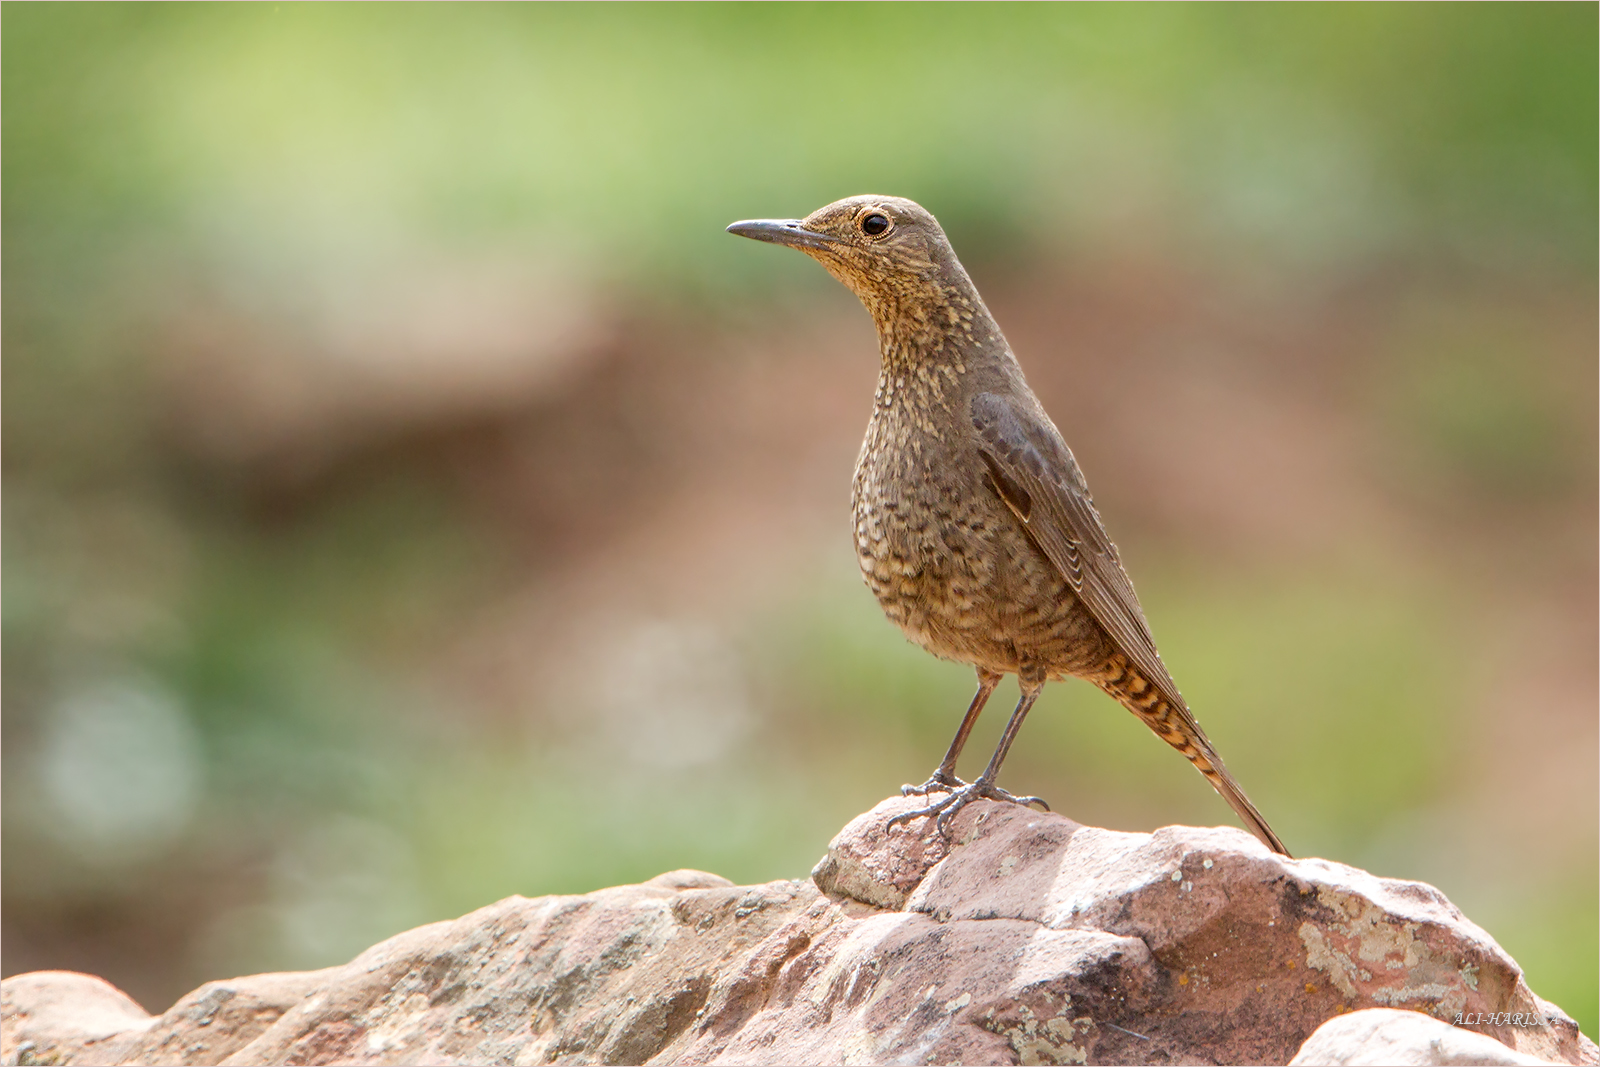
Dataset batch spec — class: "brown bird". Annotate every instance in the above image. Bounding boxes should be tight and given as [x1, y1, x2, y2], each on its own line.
[727, 195, 1288, 855]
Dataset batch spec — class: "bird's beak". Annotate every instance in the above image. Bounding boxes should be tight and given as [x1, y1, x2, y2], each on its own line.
[726, 218, 837, 251]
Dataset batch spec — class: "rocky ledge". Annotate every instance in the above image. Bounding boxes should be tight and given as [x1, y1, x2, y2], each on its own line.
[3, 797, 1594, 1066]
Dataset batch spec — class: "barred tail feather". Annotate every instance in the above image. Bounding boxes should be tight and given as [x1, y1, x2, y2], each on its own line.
[1096, 655, 1290, 857]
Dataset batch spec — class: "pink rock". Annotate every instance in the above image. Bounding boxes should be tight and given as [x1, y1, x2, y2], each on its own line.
[1291, 1008, 1557, 1066]
[2, 971, 154, 1065]
[3, 798, 1593, 1066]
[809, 793, 968, 908]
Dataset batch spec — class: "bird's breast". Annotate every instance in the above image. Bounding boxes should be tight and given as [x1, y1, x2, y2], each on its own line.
[850, 394, 1101, 674]
[852, 404, 1009, 652]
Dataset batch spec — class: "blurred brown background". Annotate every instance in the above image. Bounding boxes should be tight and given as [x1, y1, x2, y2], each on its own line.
[4, 3, 1595, 1036]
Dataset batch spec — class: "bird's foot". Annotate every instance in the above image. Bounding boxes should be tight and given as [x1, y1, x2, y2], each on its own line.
[984, 784, 1050, 812]
[899, 769, 966, 798]
[886, 778, 1049, 837]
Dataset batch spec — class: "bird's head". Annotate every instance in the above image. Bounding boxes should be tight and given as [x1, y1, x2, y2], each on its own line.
[727, 195, 972, 327]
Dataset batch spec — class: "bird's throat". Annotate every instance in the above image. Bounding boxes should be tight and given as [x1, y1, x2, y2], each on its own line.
[871, 281, 993, 378]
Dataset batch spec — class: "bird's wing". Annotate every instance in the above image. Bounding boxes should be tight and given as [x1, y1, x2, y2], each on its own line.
[970, 391, 1179, 699]
[971, 391, 1292, 857]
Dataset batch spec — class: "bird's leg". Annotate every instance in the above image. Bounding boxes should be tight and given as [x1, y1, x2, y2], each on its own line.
[961, 671, 1050, 814]
[900, 668, 1001, 798]
[889, 670, 1050, 835]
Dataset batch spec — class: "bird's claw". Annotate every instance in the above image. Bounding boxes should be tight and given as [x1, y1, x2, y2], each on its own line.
[886, 779, 1050, 836]
[985, 785, 1049, 811]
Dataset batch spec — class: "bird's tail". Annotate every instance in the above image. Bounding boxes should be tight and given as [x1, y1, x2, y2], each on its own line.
[1096, 655, 1291, 857]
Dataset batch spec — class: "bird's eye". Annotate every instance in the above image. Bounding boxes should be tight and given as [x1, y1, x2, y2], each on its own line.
[860, 213, 890, 236]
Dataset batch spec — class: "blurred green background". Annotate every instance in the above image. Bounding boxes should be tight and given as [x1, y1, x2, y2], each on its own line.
[4, 1, 1595, 1037]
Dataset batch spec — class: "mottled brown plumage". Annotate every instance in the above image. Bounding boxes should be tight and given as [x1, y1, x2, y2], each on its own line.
[728, 195, 1288, 855]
